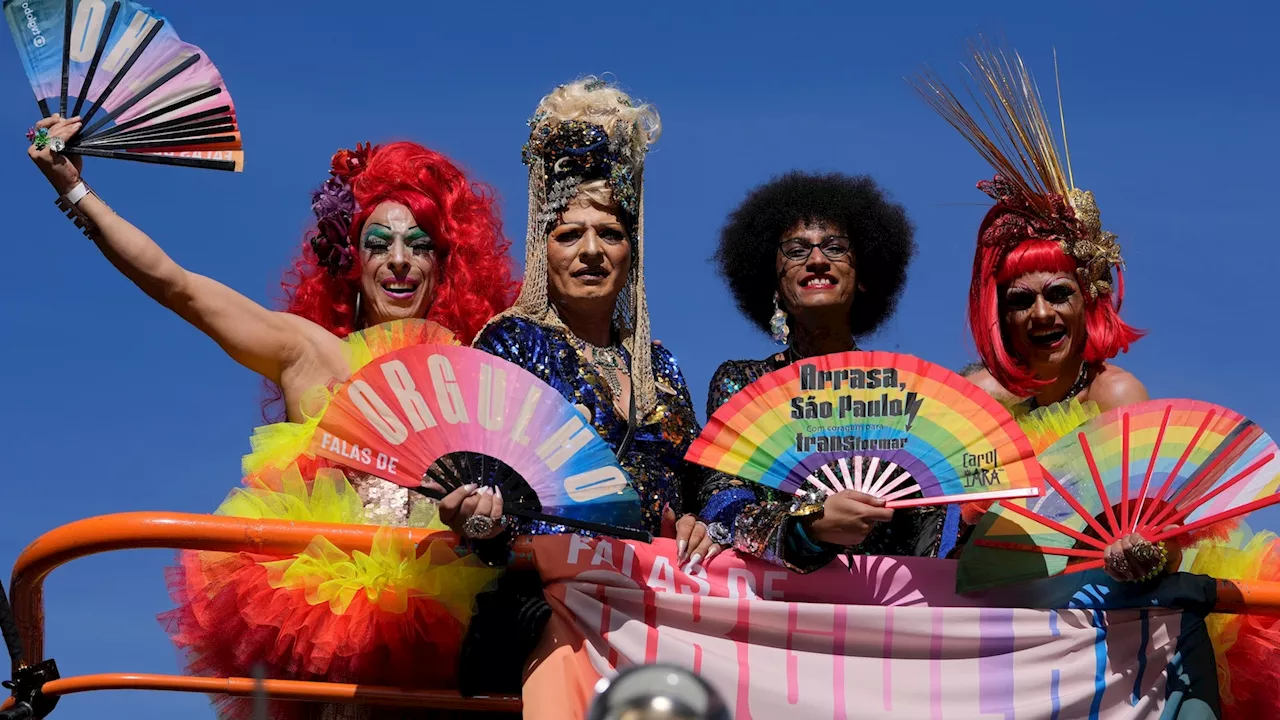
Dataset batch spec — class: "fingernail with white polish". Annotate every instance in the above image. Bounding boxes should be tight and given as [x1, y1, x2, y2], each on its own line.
[677, 539, 687, 559]
[495, 486, 503, 499]
[463, 484, 478, 492]
[689, 553, 703, 566]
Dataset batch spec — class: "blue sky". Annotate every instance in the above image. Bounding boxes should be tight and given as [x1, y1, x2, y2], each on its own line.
[2, 1, 1277, 717]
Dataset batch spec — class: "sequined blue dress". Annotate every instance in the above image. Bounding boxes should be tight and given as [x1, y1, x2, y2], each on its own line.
[472, 315, 705, 538]
[457, 316, 706, 695]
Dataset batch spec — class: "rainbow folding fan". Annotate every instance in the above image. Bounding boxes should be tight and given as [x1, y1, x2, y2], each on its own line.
[5, 0, 243, 170]
[958, 399, 1280, 592]
[309, 344, 649, 541]
[686, 351, 1044, 508]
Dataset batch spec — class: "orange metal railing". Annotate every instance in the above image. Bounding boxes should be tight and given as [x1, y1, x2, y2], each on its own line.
[1210, 576, 1280, 613]
[7, 511, 1280, 714]
[0, 674, 522, 713]
[7, 512, 530, 713]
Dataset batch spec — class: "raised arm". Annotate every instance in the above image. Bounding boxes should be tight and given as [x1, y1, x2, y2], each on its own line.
[29, 115, 340, 390]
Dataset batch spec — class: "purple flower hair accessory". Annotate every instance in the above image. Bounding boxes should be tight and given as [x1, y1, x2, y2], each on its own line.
[309, 176, 358, 276]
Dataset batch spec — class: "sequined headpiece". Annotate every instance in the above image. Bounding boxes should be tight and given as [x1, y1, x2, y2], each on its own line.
[912, 40, 1125, 299]
[484, 79, 660, 417]
[309, 142, 374, 276]
[977, 177, 1122, 298]
[522, 118, 644, 234]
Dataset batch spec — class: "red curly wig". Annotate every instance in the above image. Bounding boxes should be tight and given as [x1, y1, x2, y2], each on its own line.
[266, 141, 518, 418]
[969, 204, 1144, 398]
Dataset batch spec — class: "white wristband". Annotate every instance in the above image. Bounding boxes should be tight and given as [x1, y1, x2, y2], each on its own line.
[64, 181, 90, 205]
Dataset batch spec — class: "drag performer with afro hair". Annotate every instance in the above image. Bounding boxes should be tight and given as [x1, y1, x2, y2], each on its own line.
[679, 170, 940, 573]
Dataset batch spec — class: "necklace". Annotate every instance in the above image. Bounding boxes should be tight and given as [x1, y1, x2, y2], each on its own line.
[1028, 362, 1090, 410]
[581, 337, 626, 399]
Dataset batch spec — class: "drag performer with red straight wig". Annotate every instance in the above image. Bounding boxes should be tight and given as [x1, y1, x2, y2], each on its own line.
[927, 49, 1280, 717]
[913, 44, 1172, 584]
[963, 204, 1148, 415]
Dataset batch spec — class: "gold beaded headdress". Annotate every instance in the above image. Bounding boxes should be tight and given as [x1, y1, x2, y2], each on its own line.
[482, 78, 661, 417]
[911, 39, 1125, 299]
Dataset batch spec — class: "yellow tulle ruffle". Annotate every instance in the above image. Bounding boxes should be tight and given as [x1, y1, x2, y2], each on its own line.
[242, 320, 460, 475]
[1014, 397, 1102, 454]
[242, 388, 329, 476]
[261, 528, 497, 622]
[341, 319, 458, 371]
[218, 465, 365, 525]
[215, 464, 500, 623]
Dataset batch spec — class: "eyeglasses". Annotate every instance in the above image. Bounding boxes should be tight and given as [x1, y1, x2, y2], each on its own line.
[778, 236, 852, 261]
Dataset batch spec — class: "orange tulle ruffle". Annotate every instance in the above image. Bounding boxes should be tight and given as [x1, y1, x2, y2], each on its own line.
[1183, 523, 1280, 720]
[160, 464, 500, 720]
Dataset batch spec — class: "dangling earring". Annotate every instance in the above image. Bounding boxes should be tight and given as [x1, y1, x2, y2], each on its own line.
[770, 292, 790, 346]
[353, 291, 363, 330]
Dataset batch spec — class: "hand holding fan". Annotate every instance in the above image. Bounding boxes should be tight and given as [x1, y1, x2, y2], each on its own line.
[686, 351, 1044, 508]
[5, 0, 243, 170]
[308, 344, 649, 541]
[960, 399, 1280, 591]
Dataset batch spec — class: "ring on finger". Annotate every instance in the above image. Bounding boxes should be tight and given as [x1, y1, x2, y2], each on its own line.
[1105, 553, 1133, 579]
[705, 521, 732, 546]
[1130, 541, 1166, 568]
[463, 514, 497, 539]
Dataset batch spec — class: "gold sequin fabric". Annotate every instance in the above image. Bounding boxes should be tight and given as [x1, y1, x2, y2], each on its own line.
[473, 317, 704, 536]
[697, 354, 946, 571]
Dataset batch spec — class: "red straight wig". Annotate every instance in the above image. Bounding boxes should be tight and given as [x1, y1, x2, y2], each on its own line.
[969, 210, 1144, 397]
[267, 142, 518, 418]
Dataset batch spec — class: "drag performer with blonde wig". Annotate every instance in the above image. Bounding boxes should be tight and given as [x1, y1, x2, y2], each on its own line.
[439, 76, 706, 703]
[28, 119, 518, 720]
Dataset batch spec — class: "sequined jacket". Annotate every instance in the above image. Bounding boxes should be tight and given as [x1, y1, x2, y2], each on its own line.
[698, 353, 947, 573]
[472, 316, 705, 540]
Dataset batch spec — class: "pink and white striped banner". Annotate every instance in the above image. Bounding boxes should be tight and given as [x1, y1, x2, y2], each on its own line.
[521, 535, 1214, 720]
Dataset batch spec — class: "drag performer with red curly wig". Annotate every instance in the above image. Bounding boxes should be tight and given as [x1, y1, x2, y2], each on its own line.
[28, 121, 518, 720]
[29, 115, 516, 423]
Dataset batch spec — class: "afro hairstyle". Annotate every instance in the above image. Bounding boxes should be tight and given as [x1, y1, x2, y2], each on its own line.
[715, 171, 915, 338]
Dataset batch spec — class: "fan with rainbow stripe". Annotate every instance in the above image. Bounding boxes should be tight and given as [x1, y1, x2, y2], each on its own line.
[686, 351, 1044, 508]
[958, 399, 1280, 591]
[307, 343, 649, 541]
[5, 0, 243, 170]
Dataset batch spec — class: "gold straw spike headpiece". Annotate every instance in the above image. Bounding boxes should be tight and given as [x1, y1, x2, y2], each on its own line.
[910, 37, 1124, 298]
